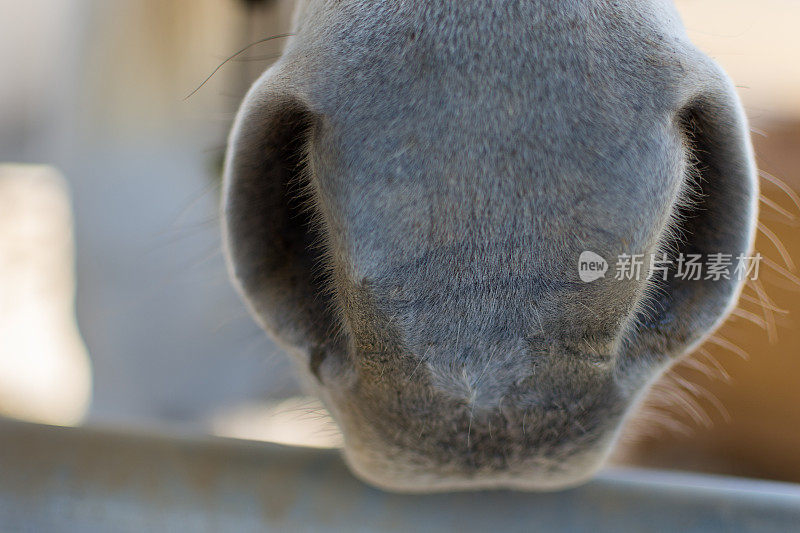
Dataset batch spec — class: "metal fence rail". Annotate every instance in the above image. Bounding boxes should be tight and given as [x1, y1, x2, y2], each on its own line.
[1, 419, 799, 532]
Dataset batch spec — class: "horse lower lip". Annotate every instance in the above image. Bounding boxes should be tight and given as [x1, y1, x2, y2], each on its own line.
[342, 446, 606, 493]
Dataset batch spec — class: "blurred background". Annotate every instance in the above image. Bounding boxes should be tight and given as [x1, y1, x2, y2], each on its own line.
[0, 0, 798, 481]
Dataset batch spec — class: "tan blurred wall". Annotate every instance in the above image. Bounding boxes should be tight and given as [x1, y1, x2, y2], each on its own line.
[676, 0, 800, 120]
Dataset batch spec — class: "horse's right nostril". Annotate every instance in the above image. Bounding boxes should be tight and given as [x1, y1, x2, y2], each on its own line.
[223, 94, 340, 368]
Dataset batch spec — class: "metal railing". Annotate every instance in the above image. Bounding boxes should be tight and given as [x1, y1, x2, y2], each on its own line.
[1, 419, 798, 532]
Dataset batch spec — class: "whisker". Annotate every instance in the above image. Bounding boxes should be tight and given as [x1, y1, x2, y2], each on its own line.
[467, 397, 476, 450]
[409, 345, 434, 379]
[695, 348, 733, 383]
[762, 256, 800, 288]
[743, 279, 780, 343]
[757, 222, 795, 271]
[739, 289, 787, 314]
[706, 335, 750, 360]
[729, 307, 768, 330]
[679, 356, 727, 383]
[229, 53, 283, 63]
[657, 374, 713, 428]
[636, 404, 696, 437]
[759, 170, 800, 213]
[670, 374, 731, 423]
[184, 33, 294, 100]
[760, 195, 796, 221]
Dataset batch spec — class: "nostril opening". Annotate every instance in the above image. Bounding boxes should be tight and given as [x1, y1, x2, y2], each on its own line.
[621, 89, 757, 368]
[224, 95, 342, 362]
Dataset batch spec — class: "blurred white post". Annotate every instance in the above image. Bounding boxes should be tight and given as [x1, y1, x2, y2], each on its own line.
[0, 165, 91, 425]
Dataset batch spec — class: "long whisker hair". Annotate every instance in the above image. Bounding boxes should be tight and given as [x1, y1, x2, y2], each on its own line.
[620, 163, 797, 450]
